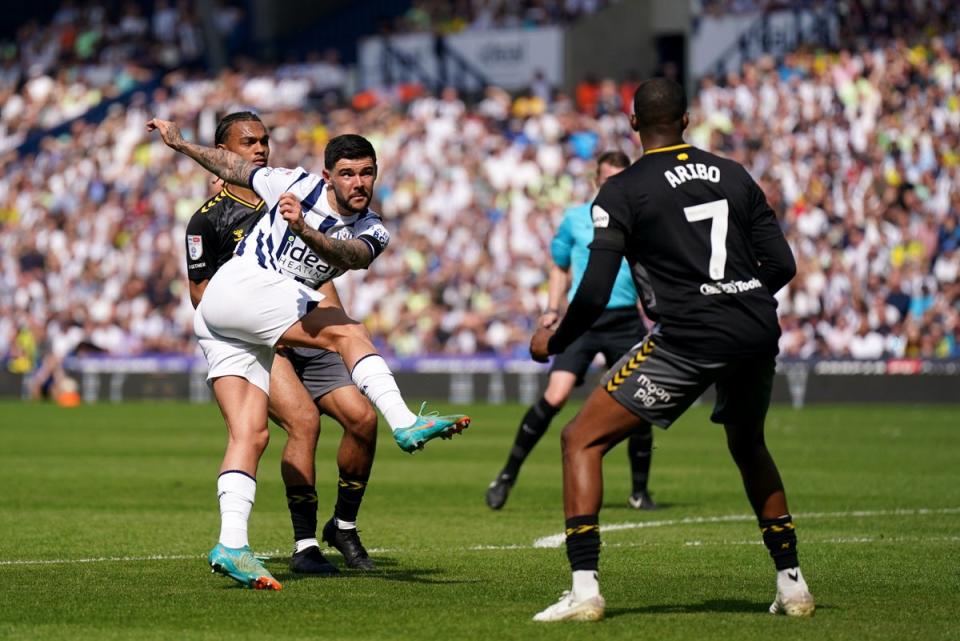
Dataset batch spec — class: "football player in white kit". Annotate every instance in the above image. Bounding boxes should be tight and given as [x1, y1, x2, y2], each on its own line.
[148, 118, 470, 591]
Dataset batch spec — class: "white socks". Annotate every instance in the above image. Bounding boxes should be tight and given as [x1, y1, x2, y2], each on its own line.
[351, 355, 417, 431]
[217, 471, 256, 549]
[294, 538, 318, 553]
[572, 570, 600, 599]
[335, 518, 357, 530]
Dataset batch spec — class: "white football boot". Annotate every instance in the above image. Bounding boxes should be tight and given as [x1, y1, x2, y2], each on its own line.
[769, 567, 815, 617]
[533, 591, 605, 622]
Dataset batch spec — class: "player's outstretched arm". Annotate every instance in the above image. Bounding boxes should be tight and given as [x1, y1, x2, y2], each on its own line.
[277, 193, 373, 270]
[530, 248, 620, 362]
[147, 119, 256, 188]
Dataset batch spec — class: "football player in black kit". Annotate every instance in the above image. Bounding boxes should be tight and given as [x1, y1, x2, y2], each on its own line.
[185, 112, 378, 575]
[529, 79, 814, 621]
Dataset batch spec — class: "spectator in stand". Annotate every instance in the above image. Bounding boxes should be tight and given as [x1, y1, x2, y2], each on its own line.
[2, 0, 960, 368]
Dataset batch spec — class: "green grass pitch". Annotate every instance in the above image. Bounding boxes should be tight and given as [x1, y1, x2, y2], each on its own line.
[0, 400, 958, 640]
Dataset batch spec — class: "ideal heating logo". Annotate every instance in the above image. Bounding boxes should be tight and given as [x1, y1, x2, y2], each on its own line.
[276, 234, 342, 285]
[279, 235, 326, 269]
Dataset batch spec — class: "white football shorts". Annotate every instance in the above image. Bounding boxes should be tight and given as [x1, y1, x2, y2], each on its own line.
[198, 257, 324, 347]
[194, 310, 274, 394]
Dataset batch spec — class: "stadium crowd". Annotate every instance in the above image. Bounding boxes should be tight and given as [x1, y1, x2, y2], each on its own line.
[389, 0, 611, 33]
[3, 4, 960, 374]
[0, 0, 251, 154]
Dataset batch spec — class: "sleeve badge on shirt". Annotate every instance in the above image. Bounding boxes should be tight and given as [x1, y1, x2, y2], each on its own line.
[592, 205, 610, 229]
[187, 235, 204, 260]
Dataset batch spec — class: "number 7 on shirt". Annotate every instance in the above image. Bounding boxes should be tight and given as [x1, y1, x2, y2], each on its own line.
[684, 198, 729, 280]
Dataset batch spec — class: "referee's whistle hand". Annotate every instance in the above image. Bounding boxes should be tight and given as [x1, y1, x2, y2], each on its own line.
[530, 327, 553, 363]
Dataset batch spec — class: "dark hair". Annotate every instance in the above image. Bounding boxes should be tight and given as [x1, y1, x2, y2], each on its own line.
[597, 150, 630, 169]
[632, 78, 687, 131]
[325, 134, 376, 170]
[214, 111, 263, 146]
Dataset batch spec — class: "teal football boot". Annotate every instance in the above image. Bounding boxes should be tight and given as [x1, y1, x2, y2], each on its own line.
[208, 543, 282, 590]
[393, 403, 471, 453]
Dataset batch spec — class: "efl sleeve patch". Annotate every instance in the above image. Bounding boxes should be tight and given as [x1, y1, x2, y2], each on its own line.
[187, 235, 204, 260]
[592, 205, 610, 229]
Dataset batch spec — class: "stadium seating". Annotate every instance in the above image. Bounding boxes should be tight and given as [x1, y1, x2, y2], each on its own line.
[2, 2, 958, 372]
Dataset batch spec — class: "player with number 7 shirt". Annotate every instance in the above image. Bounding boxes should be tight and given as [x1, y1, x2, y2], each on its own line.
[529, 78, 813, 622]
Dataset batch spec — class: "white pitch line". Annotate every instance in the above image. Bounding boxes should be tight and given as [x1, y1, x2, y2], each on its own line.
[0, 553, 206, 567]
[678, 535, 960, 548]
[0, 548, 401, 567]
[531, 506, 960, 548]
[2, 507, 957, 566]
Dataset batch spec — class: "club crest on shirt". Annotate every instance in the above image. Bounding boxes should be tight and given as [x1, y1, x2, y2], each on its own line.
[187, 235, 203, 260]
[592, 205, 610, 228]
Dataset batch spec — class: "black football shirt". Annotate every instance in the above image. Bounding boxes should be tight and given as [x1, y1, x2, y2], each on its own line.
[589, 143, 794, 359]
[185, 188, 265, 282]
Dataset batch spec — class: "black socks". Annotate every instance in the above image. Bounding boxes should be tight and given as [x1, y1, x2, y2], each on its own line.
[627, 424, 653, 494]
[502, 397, 561, 479]
[286, 484, 318, 542]
[334, 473, 369, 525]
[760, 515, 799, 570]
[565, 514, 601, 572]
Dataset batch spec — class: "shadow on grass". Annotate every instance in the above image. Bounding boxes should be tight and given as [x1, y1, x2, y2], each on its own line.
[606, 599, 832, 618]
[265, 555, 485, 586]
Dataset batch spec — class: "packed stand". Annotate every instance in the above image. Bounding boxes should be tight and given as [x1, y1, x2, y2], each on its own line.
[690, 37, 960, 359]
[0, 0, 239, 154]
[4, 22, 960, 370]
[388, 0, 611, 34]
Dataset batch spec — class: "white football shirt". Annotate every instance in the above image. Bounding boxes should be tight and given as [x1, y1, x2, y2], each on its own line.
[235, 165, 390, 288]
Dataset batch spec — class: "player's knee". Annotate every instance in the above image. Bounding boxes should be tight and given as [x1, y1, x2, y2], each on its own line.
[291, 410, 321, 441]
[346, 405, 378, 446]
[542, 388, 570, 409]
[276, 405, 320, 440]
[323, 321, 370, 351]
[560, 422, 584, 457]
[251, 425, 271, 453]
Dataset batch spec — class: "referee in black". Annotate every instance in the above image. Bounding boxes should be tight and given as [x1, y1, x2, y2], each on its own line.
[529, 78, 814, 621]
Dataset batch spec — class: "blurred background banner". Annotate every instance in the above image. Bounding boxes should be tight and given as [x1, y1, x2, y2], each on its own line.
[1, 356, 957, 407]
[2, 0, 959, 402]
[359, 27, 565, 93]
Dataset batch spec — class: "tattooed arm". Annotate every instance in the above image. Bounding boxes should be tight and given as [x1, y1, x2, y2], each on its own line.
[147, 119, 256, 187]
[277, 193, 374, 270]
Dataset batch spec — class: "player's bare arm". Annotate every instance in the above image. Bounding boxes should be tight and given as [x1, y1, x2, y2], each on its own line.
[189, 280, 209, 308]
[540, 264, 570, 329]
[277, 193, 374, 270]
[531, 247, 622, 362]
[147, 119, 256, 187]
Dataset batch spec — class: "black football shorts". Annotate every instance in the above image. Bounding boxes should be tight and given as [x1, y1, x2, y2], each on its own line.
[550, 307, 646, 385]
[283, 347, 354, 401]
[601, 337, 775, 428]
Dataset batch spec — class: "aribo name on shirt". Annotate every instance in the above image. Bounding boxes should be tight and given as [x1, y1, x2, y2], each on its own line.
[664, 163, 720, 189]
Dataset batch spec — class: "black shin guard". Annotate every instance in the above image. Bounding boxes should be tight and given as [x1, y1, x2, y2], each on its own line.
[286, 484, 318, 542]
[334, 473, 369, 524]
[502, 397, 560, 479]
[565, 515, 601, 572]
[760, 515, 799, 570]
